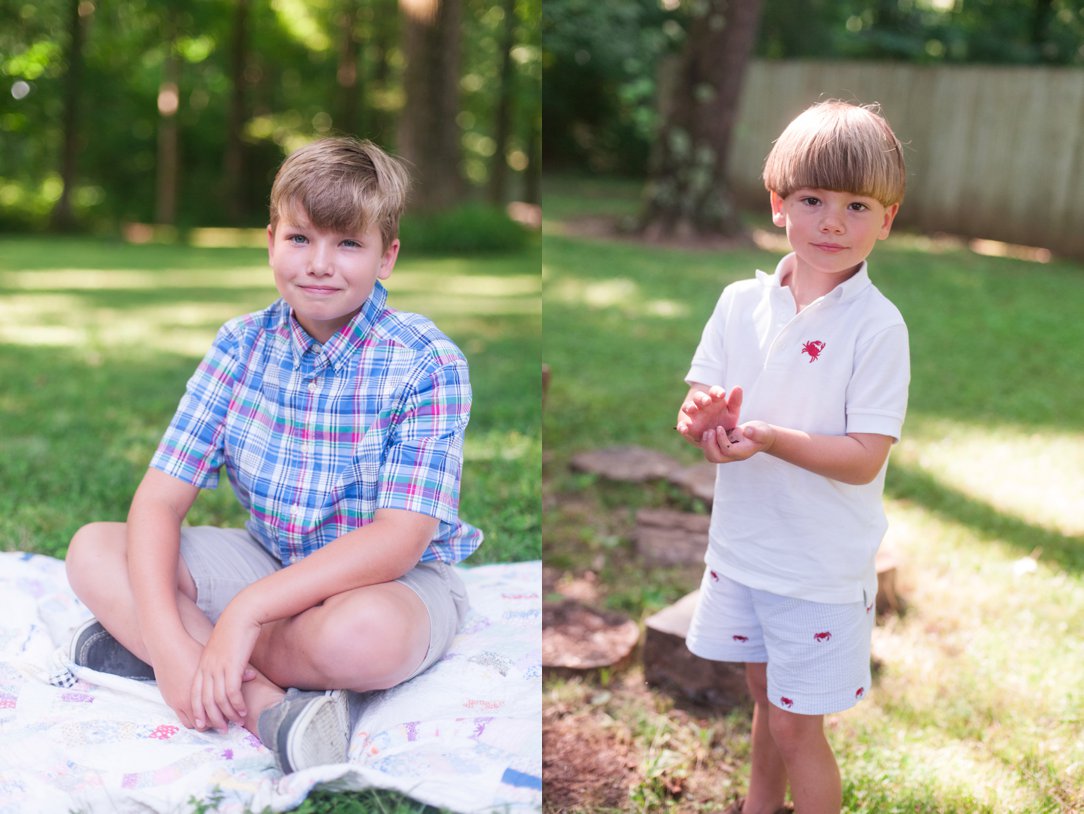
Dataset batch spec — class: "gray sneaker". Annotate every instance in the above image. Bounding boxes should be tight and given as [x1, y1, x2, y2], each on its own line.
[69, 619, 156, 681]
[257, 688, 355, 774]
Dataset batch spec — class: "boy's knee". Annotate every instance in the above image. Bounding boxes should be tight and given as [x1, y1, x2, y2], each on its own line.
[307, 590, 428, 690]
[65, 522, 124, 590]
[767, 707, 823, 757]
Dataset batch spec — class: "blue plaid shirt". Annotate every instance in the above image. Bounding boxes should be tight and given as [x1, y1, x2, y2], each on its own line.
[150, 282, 483, 565]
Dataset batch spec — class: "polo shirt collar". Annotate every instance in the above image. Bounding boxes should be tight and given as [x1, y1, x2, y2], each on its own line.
[283, 281, 389, 370]
[757, 253, 872, 304]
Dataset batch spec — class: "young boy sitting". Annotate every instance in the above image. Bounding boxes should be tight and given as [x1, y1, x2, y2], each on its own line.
[676, 100, 910, 814]
[65, 137, 481, 774]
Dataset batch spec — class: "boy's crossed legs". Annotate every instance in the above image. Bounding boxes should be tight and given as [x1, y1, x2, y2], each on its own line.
[65, 522, 465, 768]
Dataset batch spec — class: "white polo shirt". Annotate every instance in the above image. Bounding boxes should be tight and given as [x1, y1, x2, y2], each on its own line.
[686, 254, 909, 604]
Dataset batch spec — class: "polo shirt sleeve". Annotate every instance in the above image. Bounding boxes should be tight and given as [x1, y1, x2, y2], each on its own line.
[846, 322, 910, 440]
[686, 289, 731, 387]
[149, 323, 242, 489]
[376, 351, 472, 522]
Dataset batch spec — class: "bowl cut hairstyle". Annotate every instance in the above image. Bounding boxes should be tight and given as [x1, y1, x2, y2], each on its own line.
[762, 100, 906, 207]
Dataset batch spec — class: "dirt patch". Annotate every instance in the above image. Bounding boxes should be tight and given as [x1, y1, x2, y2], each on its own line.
[542, 708, 639, 811]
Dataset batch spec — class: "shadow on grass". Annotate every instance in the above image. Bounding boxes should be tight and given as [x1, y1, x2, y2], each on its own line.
[886, 461, 1084, 574]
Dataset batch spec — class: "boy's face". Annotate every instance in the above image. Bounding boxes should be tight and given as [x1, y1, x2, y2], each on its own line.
[268, 209, 398, 343]
[771, 188, 898, 281]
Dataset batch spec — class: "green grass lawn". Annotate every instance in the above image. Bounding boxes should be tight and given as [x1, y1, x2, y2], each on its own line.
[542, 175, 1084, 812]
[0, 233, 541, 814]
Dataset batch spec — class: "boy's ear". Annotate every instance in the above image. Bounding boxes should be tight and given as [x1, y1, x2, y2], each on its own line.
[769, 191, 786, 227]
[879, 203, 900, 240]
[378, 238, 401, 280]
[266, 225, 275, 262]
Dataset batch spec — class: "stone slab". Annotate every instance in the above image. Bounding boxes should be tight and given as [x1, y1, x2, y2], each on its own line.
[569, 446, 682, 483]
[633, 508, 710, 567]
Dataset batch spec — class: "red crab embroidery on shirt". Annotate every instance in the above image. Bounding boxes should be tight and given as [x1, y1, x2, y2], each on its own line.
[709, 570, 720, 583]
[732, 634, 749, 643]
[801, 340, 826, 363]
[780, 696, 794, 709]
[813, 631, 832, 643]
[855, 687, 865, 699]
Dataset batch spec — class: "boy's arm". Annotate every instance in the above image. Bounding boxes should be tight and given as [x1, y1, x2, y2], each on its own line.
[703, 421, 894, 486]
[126, 468, 205, 727]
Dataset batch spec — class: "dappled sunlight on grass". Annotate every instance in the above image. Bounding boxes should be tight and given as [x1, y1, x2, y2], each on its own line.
[0, 292, 263, 356]
[896, 418, 1084, 536]
[0, 257, 539, 358]
[838, 493, 1084, 808]
[1, 266, 272, 291]
[546, 275, 690, 319]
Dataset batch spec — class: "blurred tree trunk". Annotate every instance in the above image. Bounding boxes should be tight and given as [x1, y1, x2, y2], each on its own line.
[50, 0, 89, 232]
[397, 0, 463, 212]
[639, 0, 764, 240]
[337, 0, 363, 135]
[155, 11, 181, 226]
[487, 0, 516, 206]
[223, 0, 250, 224]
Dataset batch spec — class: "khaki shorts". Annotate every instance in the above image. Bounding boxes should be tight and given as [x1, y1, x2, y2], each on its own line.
[178, 526, 469, 681]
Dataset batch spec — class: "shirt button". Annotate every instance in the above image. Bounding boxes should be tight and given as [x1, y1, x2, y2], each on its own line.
[308, 379, 318, 392]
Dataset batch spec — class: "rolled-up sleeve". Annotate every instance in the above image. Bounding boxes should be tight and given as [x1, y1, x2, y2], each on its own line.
[376, 352, 472, 522]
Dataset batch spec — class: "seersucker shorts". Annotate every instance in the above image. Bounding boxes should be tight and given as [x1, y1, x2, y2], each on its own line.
[686, 567, 875, 716]
[178, 525, 469, 681]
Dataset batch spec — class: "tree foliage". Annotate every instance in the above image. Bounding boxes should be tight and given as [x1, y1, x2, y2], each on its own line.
[0, 0, 541, 231]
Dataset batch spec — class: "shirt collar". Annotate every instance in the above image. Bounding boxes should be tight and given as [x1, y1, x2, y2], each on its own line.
[757, 253, 872, 303]
[281, 282, 389, 370]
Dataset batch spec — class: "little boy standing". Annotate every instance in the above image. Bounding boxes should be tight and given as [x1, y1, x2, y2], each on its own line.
[676, 101, 910, 813]
[65, 137, 480, 774]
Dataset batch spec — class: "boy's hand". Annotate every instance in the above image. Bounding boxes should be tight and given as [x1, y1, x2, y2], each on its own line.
[189, 609, 260, 734]
[677, 385, 743, 444]
[699, 420, 775, 463]
[153, 637, 207, 730]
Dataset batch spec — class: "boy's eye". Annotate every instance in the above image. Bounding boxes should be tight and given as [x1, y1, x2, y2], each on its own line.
[340, 239, 361, 248]
[848, 202, 870, 212]
[799, 196, 820, 206]
[288, 234, 308, 244]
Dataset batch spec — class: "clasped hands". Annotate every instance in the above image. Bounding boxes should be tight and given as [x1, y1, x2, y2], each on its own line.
[155, 605, 263, 735]
[676, 385, 775, 463]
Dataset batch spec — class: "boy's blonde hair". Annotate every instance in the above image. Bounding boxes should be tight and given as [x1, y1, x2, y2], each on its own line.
[269, 137, 410, 248]
[762, 100, 906, 206]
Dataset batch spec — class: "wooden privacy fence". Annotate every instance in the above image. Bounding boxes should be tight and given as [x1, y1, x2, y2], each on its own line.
[727, 60, 1084, 259]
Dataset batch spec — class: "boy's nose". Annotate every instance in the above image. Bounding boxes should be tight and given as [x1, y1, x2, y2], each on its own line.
[820, 211, 845, 233]
[307, 246, 333, 275]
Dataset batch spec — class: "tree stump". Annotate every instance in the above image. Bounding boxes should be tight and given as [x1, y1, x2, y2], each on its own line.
[875, 547, 901, 617]
[643, 591, 748, 709]
[542, 599, 640, 674]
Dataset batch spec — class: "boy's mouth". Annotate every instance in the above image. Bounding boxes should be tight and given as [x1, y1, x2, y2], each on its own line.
[299, 285, 340, 295]
[812, 242, 847, 252]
